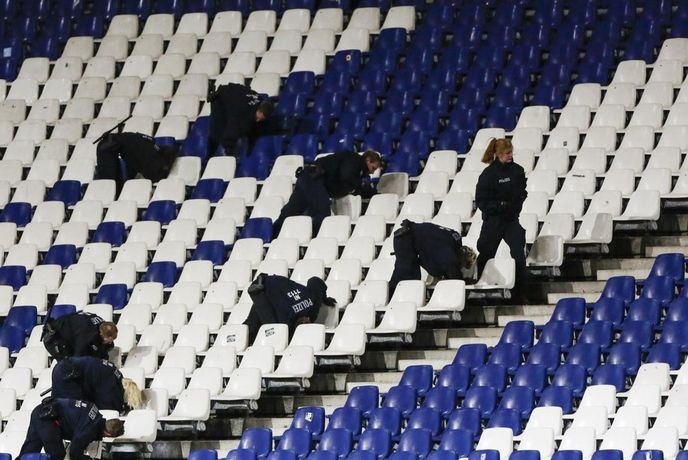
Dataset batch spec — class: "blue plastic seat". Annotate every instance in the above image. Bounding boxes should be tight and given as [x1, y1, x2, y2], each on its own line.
[577, 320, 613, 350]
[641, 276, 675, 306]
[269, 452, 296, 460]
[286, 134, 319, 161]
[43, 244, 77, 269]
[646, 253, 686, 285]
[345, 386, 378, 418]
[94, 284, 128, 310]
[239, 218, 273, 244]
[396, 131, 431, 160]
[407, 111, 441, 137]
[0, 202, 32, 228]
[605, 343, 641, 376]
[142, 200, 177, 226]
[277, 429, 311, 459]
[381, 385, 416, 418]
[47, 180, 81, 207]
[493, 85, 527, 109]
[484, 105, 519, 131]
[399, 365, 433, 397]
[403, 48, 434, 74]
[632, 451, 663, 460]
[367, 407, 401, 438]
[91, 221, 127, 247]
[239, 428, 273, 460]
[590, 297, 625, 328]
[191, 179, 227, 203]
[550, 298, 586, 328]
[422, 4, 454, 29]
[335, 112, 368, 140]
[435, 129, 470, 154]
[437, 429, 471, 457]
[407, 408, 442, 438]
[591, 451, 623, 460]
[122, 0, 151, 16]
[462, 386, 497, 419]
[152, 0, 184, 17]
[75, 14, 105, 37]
[0, 324, 25, 353]
[365, 49, 399, 75]
[226, 449, 258, 460]
[665, 297, 688, 321]
[471, 364, 507, 394]
[345, 90, 378, 117]
[487, 408, 522, 435]
[48, 304, 77, 320]
[487, 343, 521, 374]
[289, 406, 325, 437]
[276, 93, 308, 119]
[453, 344, 487, 373]
[419, 90, 450, 115]
[357, 69, 387, 94]
[190, 450, 219, 460]
[385, 89, 416, 117]
[474, 47, 506, 70]
[659, 320, 688, 351]
[330, 51, 362, 75]
[5, 305, 37, 335]
[312, 92, 345, 117]
[551, 452, 582, 460]
[446, 408, 481, 439]
[142, 261, 177, 288]
[510, 452, 540, 460]
[498, 320, 534, 352]
[0, 266, 27, 291]
[386, 152, 420, 176]
[591, 364, 626, 393]
[317, 428, 352, 458]
[387, 453, 417, 460]
[308, 451, 337, 460]
[498, 386, 534, 419]
[428, 451, 456, 460]
[626, 297, 660, 326]
[346, 452, 376, 460]
[618, 320, 654, 350]
[397, 428, 432, 458]
[564, 343, 601, 374]
[421, 386, 457, 418]
[390, 68, 424, 93]
[435, 364, 470, 397]
[298, 114, 331, 138]
[252, 0, 283, 12]
[327, 407, 362, 438]
[599, 276, 636, 305]
[192, 241, 227, 266]
[512, 364, 547, 395]
[645, 343, 681, 370]
[283, 72, 316, 95]
[469, 451, 498, 460]
[355, 428, 390, 459]
[361, 132, 394, 159]
[537, 385, 573, 414]
[551, 364, 587, 398]
[369, 110, 403, 138]
[537, 320, 573, 351]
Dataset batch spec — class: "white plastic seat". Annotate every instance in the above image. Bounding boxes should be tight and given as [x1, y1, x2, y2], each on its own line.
[107, 14, 138, 39]
[245, 10, 277, 34]
[591, 104, 627, 129]
[610, 405, 648, 436]
[187, 367, 222, 396]
[561, 170, 596, 198]
[138, 324, 174, 355]
[167, 281, 203, 308]
[0, 368, 32, 397]
[166, 33, 198, 59]
[534, 148, 569, 176]
[54, 221, 89, 248]
[0, 100, 27, 124]
[627, 103, 664, 129]
[130, 282, 164, 311]
[118, 304, 152, 334]
[159, 345, 197, 376]
[316, 323, 366, 359]
[611, 60, 647, 86]
[14, 285, 47, 314]
[7, 79, 39, 105]
[50, 57, 83, 82]
[381, 6, 415, 31]
[523, 406, 563, 437]
[235, 30, 268, 55]
[654, 406, 688, 437]
[517, 428, 555, 460]
[96, 35, 129, 61]
[141, 13, 174, 38]
[555, 106, 591, 131]
[639, 81, 674, 107]
[558, 426, 596, 460]
[623, 383, 662, 417]
[12, 180, 46, 207]
[54, 283, 90, 311]
[570, 405, 608, 438]
[567, 83, 602, 108]
[364, 258, 396, 283]
[580, 385, 618, 415]
[649, 148, 681, 173]
[152, 54, 187, 79]
[526, 169, 558, 197]
[100, 261, 137, 289]
[36, 139, 69, 166]
[327, 258, 362, 287]
[217, 368, 262, 402]
[335, 28, 370, 52]
[599, 427, 637, 460]
[177, 12, 208, 37]
[77, 243, 112, 272]
[311, 8, 343, 32]
[291, 49, 326, 75]
[475, 428, 513, 460]
[270, 29, 304, 55]
[648, 60, 683, 84]
[303, 237, 339, 266]
[160, 389, 210, 422]
[637, 168, 671, 196]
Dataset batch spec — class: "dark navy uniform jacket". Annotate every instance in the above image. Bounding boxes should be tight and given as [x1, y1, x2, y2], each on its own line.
[51, 313, 111, 359]
[314, 152, 372, 199]
[105, 133, 173, 183]
[53, 399, 106, 456]
[263, 276, 325, 324]
[405, 221, 464, 279]
[475, 161, 528, 221]
[52, 357, 125, 412]
[210, 83, 261, 146]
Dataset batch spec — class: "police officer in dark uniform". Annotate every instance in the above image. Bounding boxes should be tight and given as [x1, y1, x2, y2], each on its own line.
[243, 275, 335, 342]
[475, 138, 528, 302]
[42, 312, 118, 361]
[20, 398, 124, 460]
[96, 132, 179, 193]
[272, 150, 382, 236]
[52, 357, 142, 412]
[389, 219, 477, 296]
[208, 82, 274, 157]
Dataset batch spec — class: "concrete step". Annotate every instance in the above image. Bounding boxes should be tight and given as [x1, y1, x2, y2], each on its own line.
[397, 349, 458, 371]
[596, 268, 648, 281]
[645, 245, 688, 257]
[494, 304, 555, 326]
[547, 291, 600, 304]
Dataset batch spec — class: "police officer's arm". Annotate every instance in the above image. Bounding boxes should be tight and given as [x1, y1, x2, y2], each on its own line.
[475, 171, 504, 216]
[332, 156, 366, 198]
[68, 413, 102, 460]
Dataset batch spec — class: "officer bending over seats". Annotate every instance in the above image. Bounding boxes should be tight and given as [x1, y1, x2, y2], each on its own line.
[208, 82, 274, 157]
[475, 138, 528, 303]
[272, 150, 382, 236]
[96, 132, 179, 193]
[20, 398, 124, 460]
[389, 219, 477, 296]
[52, 357, 143, 412]
[243, 274, 336, 343]
[42, 311, 118, 360]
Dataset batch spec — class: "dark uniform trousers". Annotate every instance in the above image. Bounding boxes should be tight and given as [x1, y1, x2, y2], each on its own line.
[389, 229, 422, 294]
[22, 410, 67, 460]
[477, 216, 527, 298]
[272, 168, 331, 236]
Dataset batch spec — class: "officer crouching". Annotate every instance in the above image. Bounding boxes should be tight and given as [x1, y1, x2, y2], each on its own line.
[42, 312, 118, 360]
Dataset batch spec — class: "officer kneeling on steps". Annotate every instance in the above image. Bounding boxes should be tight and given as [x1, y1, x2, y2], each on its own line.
[42, 311, 118, 361]
[52, 357, 143, 413]
[475, 138, 528, 303]
[20, 398, 124, 460]
[243, 275, 336, 343]
[389, 219, 477, 296]
[96, 132, 179, 193]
